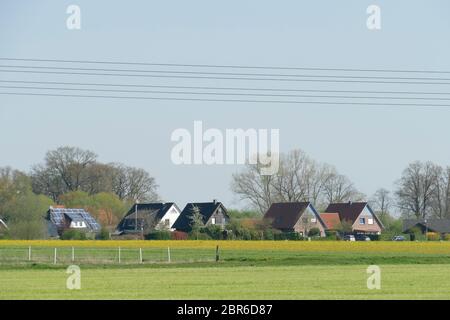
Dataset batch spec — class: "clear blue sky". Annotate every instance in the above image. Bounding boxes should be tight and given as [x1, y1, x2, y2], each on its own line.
[1, 1, 450, 209]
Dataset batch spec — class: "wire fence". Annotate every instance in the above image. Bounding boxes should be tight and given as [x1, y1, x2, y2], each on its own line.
[0, 246, 220, 265]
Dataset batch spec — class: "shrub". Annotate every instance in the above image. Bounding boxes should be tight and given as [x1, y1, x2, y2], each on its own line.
[188, 232, 211, 240]
[61, 229, 87, 240]
[444, 234, 450, 241]
[146, 230, 172, 240]
[308, 228, 320, 237]
[96, 228, 110, 240]
[171, 231, 188, 240]
[249, 229, 263, 240]
[426, 232, 440, 241]
[263, 229, 275, 240]
[325, 230, 338, 240]
[274, 232, 303, 241]
[202, 225, 224, 240]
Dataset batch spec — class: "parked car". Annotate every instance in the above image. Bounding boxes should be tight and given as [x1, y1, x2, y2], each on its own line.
[392, 235, 406, 241]
[355, 234, 371, 241]
[343, 235, 355, 241]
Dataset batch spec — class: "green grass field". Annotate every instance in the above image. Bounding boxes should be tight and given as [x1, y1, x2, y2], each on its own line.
[1, 264, 450, 299]
[1, 241, 450, 299]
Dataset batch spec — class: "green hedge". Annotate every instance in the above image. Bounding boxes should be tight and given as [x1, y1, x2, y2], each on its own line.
[145, 230, 172, 240]
[274, 232, 304, 241]
[60, 229, 87, 240]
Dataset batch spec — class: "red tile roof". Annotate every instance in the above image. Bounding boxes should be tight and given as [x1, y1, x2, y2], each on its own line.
[319, 213, 341, 230]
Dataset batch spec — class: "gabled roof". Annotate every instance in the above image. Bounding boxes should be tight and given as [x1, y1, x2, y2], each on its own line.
[403, 219, 450, 233]
[47, 207, 101, 232]
[264, 202, 326, 230]
[324, 202, 383, 229]
[172, 201, 227, 232]
[324, 202, 368, 223]
[319, 213, 341, 230]
[116, 202, 179, 231]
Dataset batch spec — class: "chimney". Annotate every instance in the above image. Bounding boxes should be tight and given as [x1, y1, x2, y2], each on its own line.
[213, 199, 217, 205]
[348, 200, 352, 205]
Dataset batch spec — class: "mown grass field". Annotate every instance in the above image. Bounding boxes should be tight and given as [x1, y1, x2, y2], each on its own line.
[1, 240, 450, 299]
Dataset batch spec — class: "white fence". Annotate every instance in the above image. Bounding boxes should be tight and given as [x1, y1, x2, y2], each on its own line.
[0, 246, 219, 265]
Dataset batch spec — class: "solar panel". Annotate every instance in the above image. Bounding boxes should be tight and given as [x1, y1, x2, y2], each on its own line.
[48, 208, 100, 231]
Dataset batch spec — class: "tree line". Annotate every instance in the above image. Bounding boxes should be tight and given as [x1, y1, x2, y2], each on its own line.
[0, 146, 159, 239]
[1, 146, 449, 240]
[31, 146, 158, 202]
[232, 149, 450, 222]
[231, 149, 364, 214]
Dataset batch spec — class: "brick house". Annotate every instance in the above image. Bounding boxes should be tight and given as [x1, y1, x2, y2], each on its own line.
[322, 202, 383, 235]
[263, 202, 327, 237]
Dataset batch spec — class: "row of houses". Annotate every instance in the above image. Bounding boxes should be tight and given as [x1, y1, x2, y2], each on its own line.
[42, 200, 384, 238]
[264, 201, 383, 236]
[2, 199, 449, 239]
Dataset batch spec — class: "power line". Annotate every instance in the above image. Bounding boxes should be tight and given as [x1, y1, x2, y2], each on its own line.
[2, 69, 450, 85]
[2, 85, 450, 101]
[2, 64, 450, 81]
[2, 80, 450, 95]
[1, 91, 450, 107]
[1, 57, 449, 74]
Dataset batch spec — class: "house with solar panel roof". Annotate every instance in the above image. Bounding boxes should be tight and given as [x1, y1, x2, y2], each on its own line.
[46, 205, 101, 236]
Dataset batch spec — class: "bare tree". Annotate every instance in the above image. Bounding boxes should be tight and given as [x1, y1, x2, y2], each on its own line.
[369, 188, 392, 221]
[31, 146, 97, 199]
[31, 146, 159, 202]
[322, 173, 364, 204]
[125, 167, 159, 202]
[270, 150, 310, 202]
[395, 161, 441, 219]
[231, 149, 363, 214]
[430, 166, 450, 218]
[305, 163, 335, 207]
[231, 162, 274, 214]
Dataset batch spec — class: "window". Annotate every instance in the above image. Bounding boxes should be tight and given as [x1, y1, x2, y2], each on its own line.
[164, 219, 170, 226]
[359, 218, 365, 225]
[311, 218, 317, 223]
[211, 218, 216, 225]
[368, 218, 374, 225]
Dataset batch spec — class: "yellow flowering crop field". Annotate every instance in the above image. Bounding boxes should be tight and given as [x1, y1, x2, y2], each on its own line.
[1, 240, 450, 255]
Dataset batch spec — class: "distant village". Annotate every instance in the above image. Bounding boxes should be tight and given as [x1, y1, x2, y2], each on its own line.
[1, 146, 449, 242]
[0, 199, 443, 241]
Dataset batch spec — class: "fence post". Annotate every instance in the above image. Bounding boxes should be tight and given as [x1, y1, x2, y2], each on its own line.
[215, 245, 219, 262]
[167, 247, 171, 263]
[53, 248, 57, 265]
[71, 247, 75, 262]
[139, 248, 143, 264]
[118, 247, 121, 264]
[28, 246, 31, 261]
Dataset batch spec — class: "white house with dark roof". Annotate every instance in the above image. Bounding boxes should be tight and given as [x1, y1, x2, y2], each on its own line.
[116, 202, 181, 234]
[173, 200, 229, 233]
